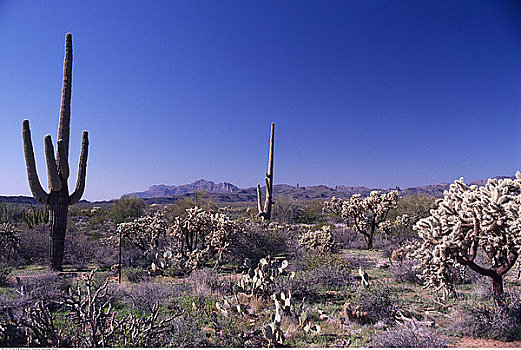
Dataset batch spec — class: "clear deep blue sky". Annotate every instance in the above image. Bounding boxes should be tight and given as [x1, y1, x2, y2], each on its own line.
[0, 0, 520, 201]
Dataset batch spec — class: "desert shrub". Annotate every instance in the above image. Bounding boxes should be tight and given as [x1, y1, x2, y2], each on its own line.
[16, 272, 71, 302]
[467, 277, 493, 301]
[0, 264, 11, 287]
[368, 322, 449, 348]
[226, 221, 290, 264]
[16, 225, 49, 265]
[0, 203, 27, 224]
[64, 232, 117, 270]
[330, 226, 357, 249]
[390, 260, 422, 284]
[162, 192, 218, 222]
[277, 263, 353, 300]
[293, 250, 351, 272]
[160, 312, 207, 347]
[452, 291, 521, 341]
[123, 267, 150, 283]
[123, 282, 183, 313]
[111, 195, 146, 224]
[271, 195, 302, 224]
[355, 283, 397, 325]
[342, 254, 373, 269]
[67, 205, 84, 217]
[0, 223, 20, 261]
[298, 199, 327, 224]
[393, 193, 437, 221]
[184, 269, 231, 298]
[379, 213, 417, 245]
[283, 251, 352, 300]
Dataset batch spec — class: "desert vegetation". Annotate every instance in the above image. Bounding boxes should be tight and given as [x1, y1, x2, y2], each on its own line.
[1, 33, 521, 348]
[2, 173, 521, 347]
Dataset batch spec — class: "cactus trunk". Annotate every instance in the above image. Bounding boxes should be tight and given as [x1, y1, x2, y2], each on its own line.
[492, 275, 504, 306]
[257, 123, 274, 221]
[49, 182, 69, 270]
[22, 33, 89, 271]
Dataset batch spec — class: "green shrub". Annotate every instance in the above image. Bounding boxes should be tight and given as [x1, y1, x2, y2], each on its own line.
[111, 195, 146, 224]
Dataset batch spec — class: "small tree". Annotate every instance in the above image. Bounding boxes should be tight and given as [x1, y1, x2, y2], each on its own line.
[162, 191, 217, 222]
[409, 173, 521, 305]
[324, 191, 398, 249]
[111, 195, 145, 224]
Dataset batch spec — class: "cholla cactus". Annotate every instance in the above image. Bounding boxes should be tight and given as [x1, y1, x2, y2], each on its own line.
[118, 212, 167, 254]
[298, 225, 336, 253]
[408, 173, 521, 305]
[22, 33, 89, 271]
[378, 214, 414, 243]
[324, 191, 398, 249]
[323, 196, 344, 217]
[0, 223, 20, 260]
[257, 123, 275, 221]
[168, 206, 236, 272]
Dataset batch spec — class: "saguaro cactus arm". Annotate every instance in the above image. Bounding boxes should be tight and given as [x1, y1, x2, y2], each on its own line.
[69, 131, 89, 205]
[257, 123, 275, 220]
[267, 123, 274, 181]
[22, 120, 49, 204]
[263, 123, 274, 216]
[57, 139, 69, 179]
[44, 135, 62, 192]
[257, 184, 263, 214]
[57, 33, 72, 160]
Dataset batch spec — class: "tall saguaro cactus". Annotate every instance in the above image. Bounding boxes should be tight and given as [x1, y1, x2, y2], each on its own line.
[257, 123, 274, 221]
[22, 33, 89, 271]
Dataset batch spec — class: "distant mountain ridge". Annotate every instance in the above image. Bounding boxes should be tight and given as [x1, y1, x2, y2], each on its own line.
[2, 175, 515, 205]
[129, 179, 239, 198]
[127, 175, 516, 202]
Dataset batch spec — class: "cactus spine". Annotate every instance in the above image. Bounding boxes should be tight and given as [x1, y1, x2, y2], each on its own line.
[257, 122, 274, 220]
[22, 33, 89, 271]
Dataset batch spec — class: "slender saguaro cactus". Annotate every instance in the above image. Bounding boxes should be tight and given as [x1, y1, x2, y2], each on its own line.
[22, 33, 89, 271]
[257, 123, 274, 220]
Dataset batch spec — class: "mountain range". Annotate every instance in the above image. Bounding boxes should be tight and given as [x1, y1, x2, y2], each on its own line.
[1, 176, 514, 205]
[126, 176, 515, 203]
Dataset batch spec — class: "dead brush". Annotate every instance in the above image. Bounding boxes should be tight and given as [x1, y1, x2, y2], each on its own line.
[248, 295, 265, 313]
[341, 302, 369, 324]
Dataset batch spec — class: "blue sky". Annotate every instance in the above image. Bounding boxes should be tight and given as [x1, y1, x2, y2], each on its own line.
[0, 0, 520, 201]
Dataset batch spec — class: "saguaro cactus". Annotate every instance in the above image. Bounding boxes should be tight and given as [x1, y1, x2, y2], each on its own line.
[22, 33, 89, 271]
[257, 122, 274, 220]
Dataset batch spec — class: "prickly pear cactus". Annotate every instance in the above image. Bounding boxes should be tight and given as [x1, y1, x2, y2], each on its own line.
[150, 250, 174, 275]
[263, 312, 285, 347]
[237, 256, 294, 297]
